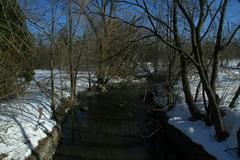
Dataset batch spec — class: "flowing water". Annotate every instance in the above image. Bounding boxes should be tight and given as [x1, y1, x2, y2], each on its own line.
[54, 88, 178, 160]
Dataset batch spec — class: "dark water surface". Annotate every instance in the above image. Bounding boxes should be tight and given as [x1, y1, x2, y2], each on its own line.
[54, 88, 177, 160]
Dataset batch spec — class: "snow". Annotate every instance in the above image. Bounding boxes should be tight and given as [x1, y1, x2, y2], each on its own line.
[109, 75, 146, 84]
[0, 70, 90, 160]
[222, 59, 240, 68]
[155, 65, 240, 160]
[135, 62, 155, 77]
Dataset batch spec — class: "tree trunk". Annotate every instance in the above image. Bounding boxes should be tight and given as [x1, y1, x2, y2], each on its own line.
[50, 1, 55, 115]
[167, 4, 174, 110]
[181, 55, 202, 120]
[237, 128, 240, 156]
[194, 38, 227, 140]
[168, 56, 174, 110]
[58, 65, 63, 97]
[86, 47, 92, 88]
[173, 1, 201, 119]
[197, 63, 228, 141]
[210, 0, 228, 93]
[67, 0, 75, 100]
[194, 81, 201, 102]
[177, 0, 228, 140]
[229, 85, 240, 108]
[50, 49, 55, 112]
[210, 50, 220, 92]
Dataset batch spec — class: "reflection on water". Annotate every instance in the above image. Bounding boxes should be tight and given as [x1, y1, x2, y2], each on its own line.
[54, 88, 178, 160]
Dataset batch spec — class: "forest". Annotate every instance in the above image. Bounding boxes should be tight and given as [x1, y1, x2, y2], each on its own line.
[0, 0, 240, 159]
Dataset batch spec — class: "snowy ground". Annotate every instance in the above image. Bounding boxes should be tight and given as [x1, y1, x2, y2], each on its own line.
[0, 69, 144, 160]
[0, 70, 91, 160]
[154, 63, 240, 160]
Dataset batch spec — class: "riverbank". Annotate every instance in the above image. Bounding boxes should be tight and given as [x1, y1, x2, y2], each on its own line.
[153, 66, 240, 160]
[26, 80, 147, 160]
[148, 108, 217, 160]
[0, 70, 90, 160]
[26, 100, 73, 160]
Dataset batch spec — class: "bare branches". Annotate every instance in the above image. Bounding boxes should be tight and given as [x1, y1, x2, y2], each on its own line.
[220, 25, 240, 51]
[176, 0, 195, 30]
[86, 4, 198, 66]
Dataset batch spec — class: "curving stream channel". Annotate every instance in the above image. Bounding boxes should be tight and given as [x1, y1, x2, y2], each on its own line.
[53, 88, 178, 160]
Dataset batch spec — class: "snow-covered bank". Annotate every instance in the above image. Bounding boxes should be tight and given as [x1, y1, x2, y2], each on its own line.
[154, 68, 240, 160]
[0, 70, 90, 160]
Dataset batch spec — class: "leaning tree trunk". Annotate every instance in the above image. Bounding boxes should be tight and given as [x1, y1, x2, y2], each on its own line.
[194, 81, 201, 102]
[229, 85, 240, 108]
[176, 0, 228, 141]
[191, 27, 227, 140]
[180, 55, 202, 120]
[197, 63, 228, 141]
[194, 37, 227, 140]
[172, 2, 201, 119]
[210, 0, 228, 102]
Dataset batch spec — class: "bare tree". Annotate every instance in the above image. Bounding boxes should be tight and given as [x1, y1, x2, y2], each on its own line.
[99, 0, 240, 140]
[49, 0, 58, 114]
[172, 0, 202, 119]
